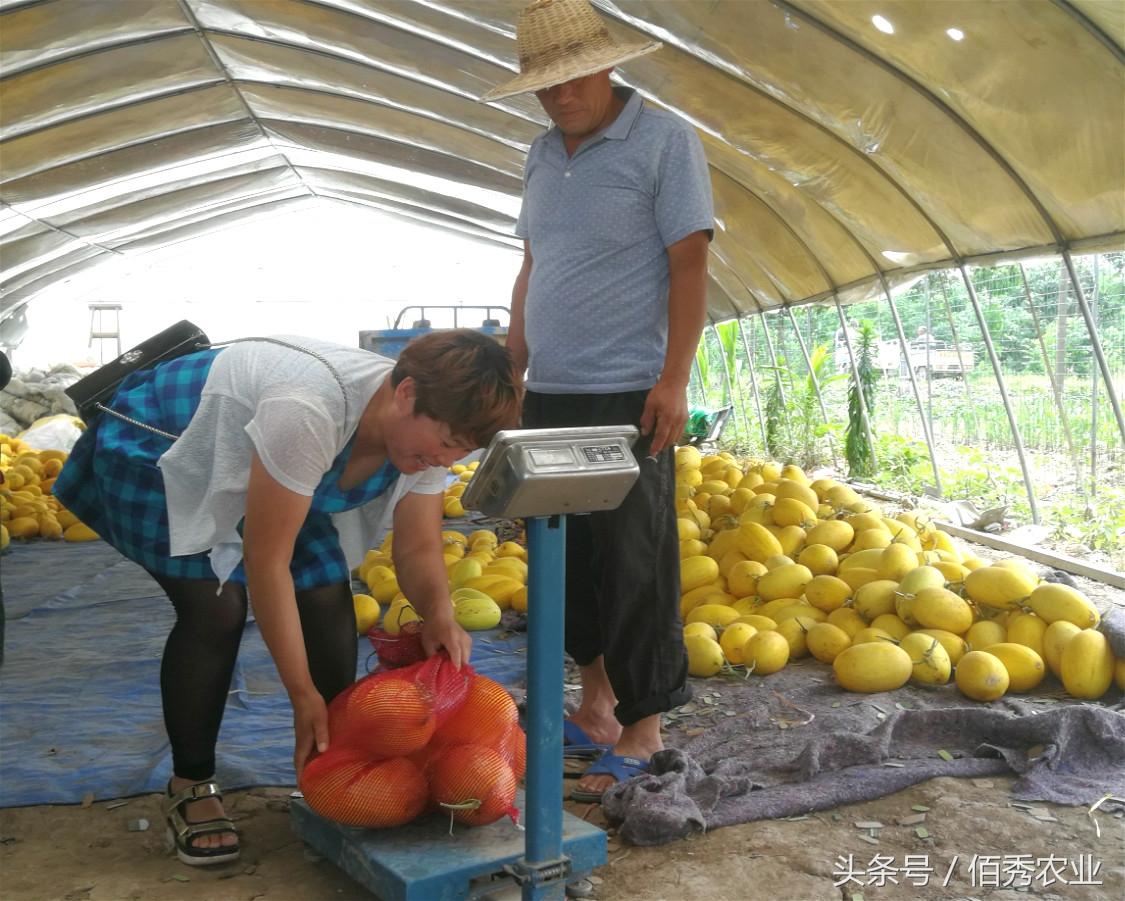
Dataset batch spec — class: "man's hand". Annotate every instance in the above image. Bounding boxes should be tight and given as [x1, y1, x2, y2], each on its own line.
[640, 377, 689, 456]
[291, 686, 329, 776]
[421, 611, 473, 669]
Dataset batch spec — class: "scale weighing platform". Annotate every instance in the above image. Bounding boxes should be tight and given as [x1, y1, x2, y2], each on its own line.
[291, 426, 641, 900]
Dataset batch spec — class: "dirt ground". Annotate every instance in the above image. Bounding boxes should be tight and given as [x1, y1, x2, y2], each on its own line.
[2, 546, 1123, 901]
[1, 775, 1122, 901]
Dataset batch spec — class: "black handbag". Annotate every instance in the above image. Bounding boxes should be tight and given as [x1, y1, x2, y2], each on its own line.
[65, 320, 210, 425]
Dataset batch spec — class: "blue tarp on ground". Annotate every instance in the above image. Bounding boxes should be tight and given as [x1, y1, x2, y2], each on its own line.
[0, 541, 527, 808]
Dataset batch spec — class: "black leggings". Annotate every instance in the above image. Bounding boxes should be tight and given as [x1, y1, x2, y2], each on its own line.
[522, 390, 692, 725]
[149, 573, 357, 781]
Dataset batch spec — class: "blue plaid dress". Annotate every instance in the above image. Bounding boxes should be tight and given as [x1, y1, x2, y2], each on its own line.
[54, 348, 399, 589]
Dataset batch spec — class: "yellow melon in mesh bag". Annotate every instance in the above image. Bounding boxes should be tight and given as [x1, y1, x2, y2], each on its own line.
[300, 750, 427, 828]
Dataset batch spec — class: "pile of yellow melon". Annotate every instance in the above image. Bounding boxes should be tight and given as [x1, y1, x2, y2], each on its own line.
[441, 461, 478, 519]
[674, 447, 1125, 703]
[0, 435, 99, 548]
[349, 528, 529, 635]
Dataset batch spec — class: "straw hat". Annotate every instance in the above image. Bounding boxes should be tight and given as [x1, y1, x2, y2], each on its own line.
[481, 0, 661, 102]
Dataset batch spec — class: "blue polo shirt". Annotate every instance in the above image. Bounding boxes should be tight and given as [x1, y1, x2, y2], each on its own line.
[515, 88, 714, 394]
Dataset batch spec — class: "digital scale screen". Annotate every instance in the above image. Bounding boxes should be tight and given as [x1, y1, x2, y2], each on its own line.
[527, 447, 575, 467]
[580, 444, 626, 464]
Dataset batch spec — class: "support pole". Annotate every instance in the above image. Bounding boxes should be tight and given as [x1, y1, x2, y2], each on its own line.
[878, 277, 943, 494]
[692, 357, 706, 408]
[523, 515, 567, 901]
[1018, 263, 1078, 464]
[736, 316, 769, 452]
[957, 264, 1041, 523]
[833, 296, 878, 474]
[1061, 248, 1125, 444]
[709, 322, 748, 444]
[936, 273, 975, 406]
[1089, 255, 1100, 501]
[760, 310, 797, 453]
[717, 321, 754, 448]
[924, 280, 933, 440]
[784, 304, 841, 469]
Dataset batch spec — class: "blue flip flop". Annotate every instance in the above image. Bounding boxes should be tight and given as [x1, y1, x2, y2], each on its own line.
[563, 721, 612, 760]
[569, 752, 650, 803]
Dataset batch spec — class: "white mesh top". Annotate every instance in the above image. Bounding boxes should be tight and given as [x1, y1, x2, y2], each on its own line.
[156, 336, 445, 586]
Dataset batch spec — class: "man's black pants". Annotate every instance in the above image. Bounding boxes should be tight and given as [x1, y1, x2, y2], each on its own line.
[523, 389, 691, 725]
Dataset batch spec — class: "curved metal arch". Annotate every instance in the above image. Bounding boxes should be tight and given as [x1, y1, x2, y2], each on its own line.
[293, 164, 515, 231]
[1, 246, 107, 307]
[650, 105, 876, 296]
[196, 20, 545, 125]
[1054, 0, 1125, 63]
[98, 184, 310, 248]
[0, 1, 194, 80]
[196, 0, 536, 115]
[4, 31, 528, 156]
[0, 105, 254, 193]
[305, 0, 515, 71]
[0, 119, 263, 265]
[175, 0, 319, 204]
[1, 75, 228, 145]
[339, 0, 962, 266]
[205, 32, 539, 143]
[99, 192, 317, 255]
[5, 0, 950, 301]
[0, 200, 121, 258]
[232, 79, 529, 158]
[711, 165, 847, 299]
[313, 190, 520, 249]
[768, 1, 1125, 446]
[708, 252, 767, 318]
[345, 0, 905, 275]
[0, 27, 198, 85]
[593, 1, 962, 260]
[262, 118, 523, 192]
[776, 0, 1067, 250]
[710, 241, 791, 314]
[0, 39, 534, 195]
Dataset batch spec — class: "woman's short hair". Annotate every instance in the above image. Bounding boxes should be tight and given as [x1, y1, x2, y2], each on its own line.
[391, 329, 523, 447]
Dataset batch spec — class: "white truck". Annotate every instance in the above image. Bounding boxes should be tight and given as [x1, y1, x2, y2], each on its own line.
[835, 335, 974, 378]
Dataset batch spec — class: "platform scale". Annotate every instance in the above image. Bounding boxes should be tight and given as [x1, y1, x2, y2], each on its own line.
[291, 426, 642, 900]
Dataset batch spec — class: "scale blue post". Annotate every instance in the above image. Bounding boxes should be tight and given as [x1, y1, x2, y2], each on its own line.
[522, 515, 568, 900]
[290, 513, 606, 899]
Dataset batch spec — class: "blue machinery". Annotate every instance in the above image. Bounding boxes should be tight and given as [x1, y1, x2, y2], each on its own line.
[291, 426, 641, 900]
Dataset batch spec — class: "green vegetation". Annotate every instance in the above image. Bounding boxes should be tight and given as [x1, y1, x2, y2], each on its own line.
[689, 253, 1124, 568]
[844, 321, 878, 479]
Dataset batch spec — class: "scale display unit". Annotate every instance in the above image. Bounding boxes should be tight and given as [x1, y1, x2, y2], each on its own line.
[291, 426, 641, 900]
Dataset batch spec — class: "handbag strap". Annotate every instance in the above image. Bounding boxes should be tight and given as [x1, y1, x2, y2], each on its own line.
[95, 337, 350, 440]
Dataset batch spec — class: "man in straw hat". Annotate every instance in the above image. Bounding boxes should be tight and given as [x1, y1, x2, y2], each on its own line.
[484, 0, 713, 803]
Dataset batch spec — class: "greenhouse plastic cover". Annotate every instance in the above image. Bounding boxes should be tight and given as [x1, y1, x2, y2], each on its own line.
[1, 0, 1123, 320]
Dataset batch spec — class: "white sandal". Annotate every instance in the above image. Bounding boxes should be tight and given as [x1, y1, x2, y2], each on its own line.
[164, 779, 241, 867]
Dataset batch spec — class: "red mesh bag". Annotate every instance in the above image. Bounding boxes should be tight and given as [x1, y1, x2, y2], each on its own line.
[327, 653, 472, 757]
[367, 621, 427, 669]
[308, 628, 522, 831]
[429, 743, 518, 827]
[431, 673, 518, 748]
[340, 676, 436, 757]
[299, 747, 429, 828]
[500, 723, 527, 781]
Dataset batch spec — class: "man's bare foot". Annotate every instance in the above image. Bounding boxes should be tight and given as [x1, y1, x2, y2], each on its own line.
[566, 712, 622, 748]
[573, 716, 662, 800]
[573, 737, 660, 799]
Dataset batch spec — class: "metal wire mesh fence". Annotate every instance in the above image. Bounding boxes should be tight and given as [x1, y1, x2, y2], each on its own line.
[692, 252, 1125, 567]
